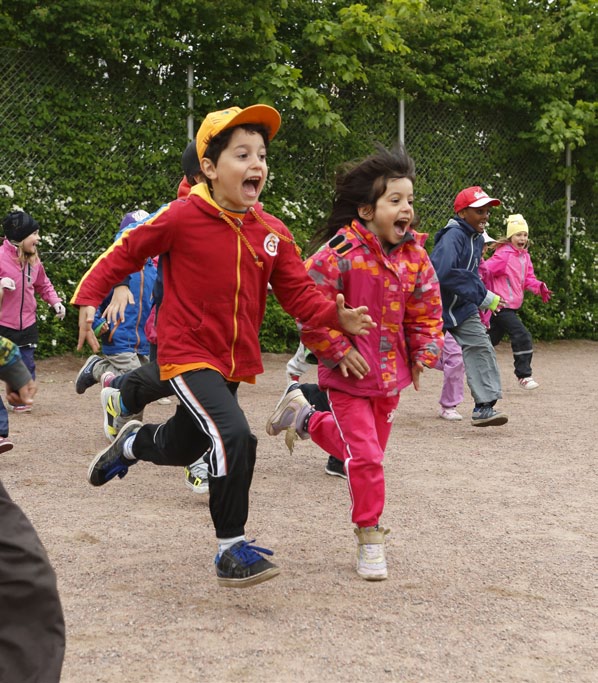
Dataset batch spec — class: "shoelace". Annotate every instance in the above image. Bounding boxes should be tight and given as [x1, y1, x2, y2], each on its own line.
[230, 540, 274, 566]
[361, 543, 384, 563]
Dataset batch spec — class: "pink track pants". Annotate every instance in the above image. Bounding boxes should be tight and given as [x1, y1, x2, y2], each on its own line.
[308, 388, 400, 528]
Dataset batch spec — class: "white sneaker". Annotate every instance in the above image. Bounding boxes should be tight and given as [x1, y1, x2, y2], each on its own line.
[438, 406, 463, 421]
[266, 383, 313, 453]
[518, 377, 539, 390]
[354, 526, 389, 581]
[184, 456, 209, 494]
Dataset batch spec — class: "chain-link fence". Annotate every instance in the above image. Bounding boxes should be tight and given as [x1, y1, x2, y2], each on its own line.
[0, 47, 594, 264]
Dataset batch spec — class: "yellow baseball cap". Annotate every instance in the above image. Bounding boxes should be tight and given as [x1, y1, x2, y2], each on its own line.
[195, 104, 281, 159]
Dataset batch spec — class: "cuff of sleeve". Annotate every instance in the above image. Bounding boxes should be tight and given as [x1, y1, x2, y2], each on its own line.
[3, 358, 32, 392]
[481, 290, 497, 310]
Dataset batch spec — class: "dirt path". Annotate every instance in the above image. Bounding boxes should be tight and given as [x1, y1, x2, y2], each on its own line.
[2, 341, 596, 682]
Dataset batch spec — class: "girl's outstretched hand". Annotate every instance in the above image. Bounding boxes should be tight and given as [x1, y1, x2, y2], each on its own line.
[77, 305, 100, 353]
[338, 347, 370, 379]
[336, 293, 376, 336]
[411, 360, 424, 391]
[540, 283, 552, 303]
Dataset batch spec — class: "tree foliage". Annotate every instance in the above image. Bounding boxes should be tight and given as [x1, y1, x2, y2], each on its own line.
[0, 0, 597, 354]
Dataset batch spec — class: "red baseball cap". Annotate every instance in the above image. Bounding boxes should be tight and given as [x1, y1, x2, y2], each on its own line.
[454, 186, 501, 213]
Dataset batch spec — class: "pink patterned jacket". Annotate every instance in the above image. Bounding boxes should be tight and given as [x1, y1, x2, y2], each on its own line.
[301, 220, 444, 398]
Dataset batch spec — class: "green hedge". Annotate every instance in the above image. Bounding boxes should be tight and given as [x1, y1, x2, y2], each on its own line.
[2, 53, 596, 358]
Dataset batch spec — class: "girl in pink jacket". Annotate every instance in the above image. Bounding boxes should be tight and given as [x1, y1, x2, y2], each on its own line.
[482, 214, 551, 390]
[267, 144, 443, 581]
[0, 212, 64, 411]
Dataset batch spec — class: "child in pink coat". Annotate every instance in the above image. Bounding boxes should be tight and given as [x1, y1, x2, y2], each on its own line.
[0, 212, 64, 411]
[482, 214, 551, 390]
[266, 144, 443, 581]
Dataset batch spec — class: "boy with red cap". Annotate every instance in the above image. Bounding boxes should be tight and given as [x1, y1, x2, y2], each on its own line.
[431, 186, 508, 426]
[71, 104, 375, 588]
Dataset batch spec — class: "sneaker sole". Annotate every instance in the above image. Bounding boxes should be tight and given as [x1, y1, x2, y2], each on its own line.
[325, 466, 347, 479]
[216, 565, 280, 588]
[101, 387, 119, 441]
[357, 569, 388, 581]
[471, 414, 509, 427]
[0, 441, 14, 454]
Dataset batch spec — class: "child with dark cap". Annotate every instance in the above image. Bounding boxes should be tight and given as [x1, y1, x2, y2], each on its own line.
[71, 104, 375, 588]
[0, 211, 65, 412]
[431, 186, 508, 427]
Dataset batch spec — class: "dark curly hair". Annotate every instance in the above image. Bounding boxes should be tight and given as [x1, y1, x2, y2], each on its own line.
[310, 143, 416, 250]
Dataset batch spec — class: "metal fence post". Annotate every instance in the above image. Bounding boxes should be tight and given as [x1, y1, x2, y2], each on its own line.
[187, 65, 194, 142]
[565, 144, 572, 260]
[398, 98, 405, 144]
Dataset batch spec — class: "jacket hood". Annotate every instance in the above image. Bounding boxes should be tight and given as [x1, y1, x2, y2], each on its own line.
[434, 217, 478, 245]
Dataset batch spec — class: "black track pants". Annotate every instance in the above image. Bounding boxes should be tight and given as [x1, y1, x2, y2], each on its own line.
[489, 308, 533, 378]
[132, 369, 257, 539]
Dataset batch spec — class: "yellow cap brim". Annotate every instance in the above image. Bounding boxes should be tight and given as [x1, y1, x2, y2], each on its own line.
[196, 104, 281, 159]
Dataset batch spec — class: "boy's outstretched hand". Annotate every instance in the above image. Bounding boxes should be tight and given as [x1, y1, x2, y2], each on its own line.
[336, 294, 376, 336]
[77, 305, 100, 353]
[6, 378, 36, 408]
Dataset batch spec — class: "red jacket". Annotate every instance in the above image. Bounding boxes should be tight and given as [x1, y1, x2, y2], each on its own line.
[301, 221, 444, 398]
[72, 186, 339, 379]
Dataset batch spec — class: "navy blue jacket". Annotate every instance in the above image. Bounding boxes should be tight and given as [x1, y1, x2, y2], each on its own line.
[431, 217, 494, 329]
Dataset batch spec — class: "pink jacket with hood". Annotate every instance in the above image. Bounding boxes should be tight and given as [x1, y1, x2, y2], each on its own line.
[482, 243, 545, 310]
[0, 238, 61, 330]
[301, 220, 444, 398]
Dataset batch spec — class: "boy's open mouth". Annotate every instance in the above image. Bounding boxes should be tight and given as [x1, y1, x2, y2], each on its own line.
[243, 177, 261, 198]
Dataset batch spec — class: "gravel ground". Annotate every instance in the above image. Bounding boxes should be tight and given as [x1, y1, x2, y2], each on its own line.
[2, 340, 596, 683]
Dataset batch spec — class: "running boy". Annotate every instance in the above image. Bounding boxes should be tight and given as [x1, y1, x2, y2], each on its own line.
[431, 186, 508, 427]
[75, 209, 156, 395]
[71, 104, 375, 588]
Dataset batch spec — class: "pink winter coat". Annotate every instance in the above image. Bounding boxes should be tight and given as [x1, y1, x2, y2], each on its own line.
[0, 239, 61, 330]
[301, 221, 444, 398]
[482, 243, 546, 310]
